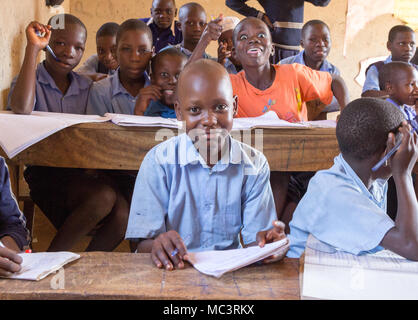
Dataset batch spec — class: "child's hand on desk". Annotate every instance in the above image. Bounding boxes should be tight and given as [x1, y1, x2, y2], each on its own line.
[151, 231, 187, 271]
[0, 246, 22, 277]
[134, 85, 162, 115]
[26, 21, 51, 52]
[256, 220, 289, 264]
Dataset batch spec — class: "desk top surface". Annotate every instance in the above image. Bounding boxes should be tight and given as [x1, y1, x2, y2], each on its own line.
[0, 252, 300, 300]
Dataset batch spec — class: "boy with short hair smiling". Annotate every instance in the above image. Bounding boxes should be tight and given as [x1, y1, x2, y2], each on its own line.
[125, 60, 288, 270]
[362, 25, 417, 98]
[141, 0, 182, 53]
[77, 22, 119, 81]
[135, 47, 187, 118]
[86, 19, 153, 115]
[287, 98, 418, 260]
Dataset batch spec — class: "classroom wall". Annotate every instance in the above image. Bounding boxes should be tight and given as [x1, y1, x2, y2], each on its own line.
[0, 0, 71, 110]
[0, 0, 410, 109]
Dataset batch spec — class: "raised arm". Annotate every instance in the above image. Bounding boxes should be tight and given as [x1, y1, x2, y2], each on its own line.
[380, 123, 418, 260]
[225, 0, 260, 18]
[305, 0, 331, 7]
[8, 22, 51, 114]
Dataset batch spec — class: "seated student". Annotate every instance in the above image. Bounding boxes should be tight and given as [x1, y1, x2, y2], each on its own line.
[125, 59, 288, 269]
[280, 19, 341, 120]
[168, 2, 215, 60]
[287, 98, 418, 260]
[77, 22, 119, 81]
[0, 157, 30, 253]
[8, 15, 128, 252]
[141, 0, 182, 53]
[86, 19, 153, 116]
[134, 47, 187, 118]
[378, 61, 418, 219]
[362, 25, 417, 98]
[217, 16, 242, 74]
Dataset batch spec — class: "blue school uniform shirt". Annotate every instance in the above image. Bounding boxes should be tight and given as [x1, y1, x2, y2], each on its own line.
[362, 56, 392, 93]
[7, 62, 92, 114]
[287, 153, 394, 258]
[144, 100, 176, 118]
[0, 157, 30, 250]
[125, 133, 277, 252]
[86, 69, 151, 116]
[386, 98, 417, 122]
[279, 50, 340, 112]
[140, 18, 183, 53]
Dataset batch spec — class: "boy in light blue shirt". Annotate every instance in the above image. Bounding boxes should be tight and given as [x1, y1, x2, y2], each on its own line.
[287, 98, 418, 260]
[125, 59, 288, 270]
[86, 19, 152, 116]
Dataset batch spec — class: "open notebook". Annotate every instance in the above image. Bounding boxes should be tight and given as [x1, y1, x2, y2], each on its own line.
[185, 238, 289, 278]
[301, 234, 418, 299]
[1, 252, 80, 281]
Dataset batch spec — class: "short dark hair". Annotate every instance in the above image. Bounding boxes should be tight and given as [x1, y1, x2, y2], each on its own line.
[378, 61, 413, 90]
[152, 0, 176, 8]
[388, 25, 414, 42]
[301, 19, 330, 38]
[116, 19, 153, 45]
[336, 98, 405, 160]
[178, 2, 205, 22]
[151, 47, 187, 73]
[96, 22, 119, 40]
[47, 13, 87, 37]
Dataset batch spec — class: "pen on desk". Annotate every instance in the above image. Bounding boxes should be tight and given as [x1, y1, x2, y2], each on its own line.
[35, 31, 60, 62]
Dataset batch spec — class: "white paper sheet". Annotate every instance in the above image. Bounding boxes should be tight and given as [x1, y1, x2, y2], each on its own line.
[186, 238, 289, 278]
[2, 251, 80, 281]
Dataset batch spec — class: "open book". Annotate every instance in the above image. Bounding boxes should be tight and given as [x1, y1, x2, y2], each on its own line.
[185, 238, 289, 278]
[0, 111, 110, 158]
[301, 235, 418, 300]
[1, 251, 80, 281]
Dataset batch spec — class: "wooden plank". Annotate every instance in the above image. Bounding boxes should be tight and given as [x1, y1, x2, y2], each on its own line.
[0, 253, 300, 300]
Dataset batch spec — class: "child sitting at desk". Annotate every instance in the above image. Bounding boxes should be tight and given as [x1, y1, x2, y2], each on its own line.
[77, 22, 119, 81]
[362, 25, 417, 98]
[0, 156, 30, 276]
[378, 61, 418, 219]
[86, 19, 153, 115]
[287, 98, 418, 260]
[134, 47, 187, 117]
[279, 19, 341, 120]
[140, 0, 182, 53]
[7, 14, 129, 252]
[125, 59, 288, 270]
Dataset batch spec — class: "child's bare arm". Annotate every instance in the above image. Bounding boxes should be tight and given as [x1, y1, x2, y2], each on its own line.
[9, 22, 51, 114]
[187, 15, 223, 66]
[380, 123, 418, 260]
[330, 74, 350, 111]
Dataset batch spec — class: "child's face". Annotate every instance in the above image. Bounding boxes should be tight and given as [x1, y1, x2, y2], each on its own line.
[301, 24, 331, 64]
[179, 8, 207, 46]
[388, 67, 418, 106]
[175, 67, 237, 156]
[46, 23, 86, 74]
[151, 0, 177, 30]
[233, 19, 273, 68]
[151, 55, 186, 107]
[116, 29, 153, 80]
[388, 31, 416, 63]
[218, 29, 240, 66]
[96, 35, 118, 71]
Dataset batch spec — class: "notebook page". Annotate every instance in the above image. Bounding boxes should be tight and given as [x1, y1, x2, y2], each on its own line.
[232, 111, 308, 130]
[186, 238, 289, 278]
[305, 234, 418, 273]
[104, 113, 179, 128]
[2, 252, 80, 281]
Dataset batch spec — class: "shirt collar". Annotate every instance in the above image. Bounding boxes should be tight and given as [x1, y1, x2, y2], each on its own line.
[111, 69, 150, 98]
[178, 133, 241, 171]
[37, 61, 91, 96]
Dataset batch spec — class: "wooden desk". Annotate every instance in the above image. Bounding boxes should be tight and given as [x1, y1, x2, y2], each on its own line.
[0, 253, 300, 300]
[3, 122, 340, 172]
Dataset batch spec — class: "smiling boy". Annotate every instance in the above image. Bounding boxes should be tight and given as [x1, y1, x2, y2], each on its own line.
[125, 59, 288, 270]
